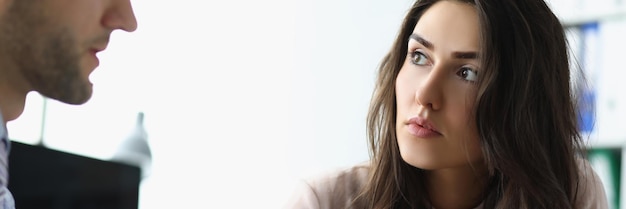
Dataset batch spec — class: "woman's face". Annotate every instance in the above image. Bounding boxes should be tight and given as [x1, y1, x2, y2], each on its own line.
[395, 1, 483, 170]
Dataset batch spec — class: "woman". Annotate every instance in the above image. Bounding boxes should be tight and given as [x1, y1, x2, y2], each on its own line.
[286, 0, 608, 208]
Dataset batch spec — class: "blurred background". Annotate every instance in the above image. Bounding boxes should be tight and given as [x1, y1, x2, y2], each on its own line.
[6, 0, 626, 208]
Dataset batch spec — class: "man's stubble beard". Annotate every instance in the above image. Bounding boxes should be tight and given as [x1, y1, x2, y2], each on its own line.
[0, 1, 92, 105]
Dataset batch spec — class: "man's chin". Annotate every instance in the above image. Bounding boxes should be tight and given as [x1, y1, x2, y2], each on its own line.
[65, 90, 93, 105]
[63, 95, 92, 105]
[42, 86, 93, 105]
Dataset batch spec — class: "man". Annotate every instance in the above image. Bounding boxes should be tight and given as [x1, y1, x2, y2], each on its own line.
[0, 0, 137, 207]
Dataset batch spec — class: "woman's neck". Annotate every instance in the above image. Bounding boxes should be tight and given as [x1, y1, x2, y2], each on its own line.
[424, 163, 488, 209]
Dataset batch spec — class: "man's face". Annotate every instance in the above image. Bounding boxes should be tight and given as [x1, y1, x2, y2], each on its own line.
[0, 0, 137, 104]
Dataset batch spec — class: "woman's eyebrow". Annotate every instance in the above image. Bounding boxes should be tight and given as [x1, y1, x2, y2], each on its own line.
[409, 33, 433, 50]
[410, 33, 479, 59]
[453, 51, 478, 59]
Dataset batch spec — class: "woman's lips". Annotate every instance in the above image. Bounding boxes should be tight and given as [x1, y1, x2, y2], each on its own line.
[406, 116, 442, 138]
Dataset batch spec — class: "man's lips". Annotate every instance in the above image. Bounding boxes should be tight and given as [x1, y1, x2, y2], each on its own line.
[90, 46, 106, 53]
[87, 47, 105, 67]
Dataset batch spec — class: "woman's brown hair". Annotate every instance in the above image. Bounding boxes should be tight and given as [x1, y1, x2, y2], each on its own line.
[355, 0, 584, 208]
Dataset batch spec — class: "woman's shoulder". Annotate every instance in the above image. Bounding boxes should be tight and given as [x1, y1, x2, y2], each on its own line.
[306, 161, 370, 190]
[284, 161, 370, 209]
[574, 158, 609, 209]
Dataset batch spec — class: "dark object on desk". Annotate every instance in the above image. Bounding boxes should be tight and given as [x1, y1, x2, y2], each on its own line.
[7, 141, 141, 209]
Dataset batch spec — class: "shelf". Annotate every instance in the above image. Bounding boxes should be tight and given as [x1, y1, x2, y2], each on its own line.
[583, 132, 626, 149]
[560, 7, 626, 27]
[585, 138, 626, 149]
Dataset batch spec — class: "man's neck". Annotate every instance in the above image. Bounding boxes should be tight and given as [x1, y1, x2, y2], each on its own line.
[0, 67, 29, 122]
[0, 49, 35, 121]
[425, 163, 488, 209]
[0, 90, 27, 122]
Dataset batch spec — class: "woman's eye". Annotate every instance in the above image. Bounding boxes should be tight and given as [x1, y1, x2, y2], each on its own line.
[457, 67, 478, 82]
[410, 50, 428, 66]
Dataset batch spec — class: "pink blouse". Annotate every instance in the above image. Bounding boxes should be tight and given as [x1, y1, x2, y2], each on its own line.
[285, 159, 608, 209]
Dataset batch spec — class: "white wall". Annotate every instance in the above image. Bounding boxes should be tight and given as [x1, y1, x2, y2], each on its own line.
[8, 0, 413, 208]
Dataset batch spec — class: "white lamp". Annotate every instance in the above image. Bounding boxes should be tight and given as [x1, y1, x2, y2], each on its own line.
[111, 112, 152, 179]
